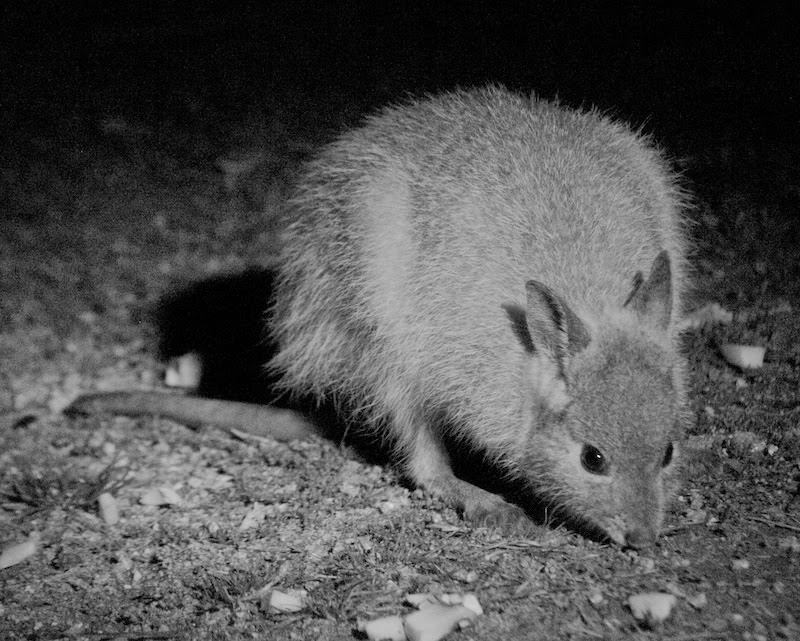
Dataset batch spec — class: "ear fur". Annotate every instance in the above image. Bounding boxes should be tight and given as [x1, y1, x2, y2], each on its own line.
[624, 250, 673, 330]
[525, 280, 590, 375]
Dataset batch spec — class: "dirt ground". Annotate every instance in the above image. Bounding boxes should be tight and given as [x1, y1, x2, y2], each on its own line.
[2, 83, 800, 640]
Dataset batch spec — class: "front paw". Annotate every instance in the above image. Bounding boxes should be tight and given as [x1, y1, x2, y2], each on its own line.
[463, 494, 541, 538]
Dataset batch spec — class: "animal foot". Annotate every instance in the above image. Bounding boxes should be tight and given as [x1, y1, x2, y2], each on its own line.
[462, 492, 541, 538]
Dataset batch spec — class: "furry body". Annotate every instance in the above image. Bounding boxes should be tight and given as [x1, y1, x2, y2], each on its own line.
[269, 86, 689, 546]
[69, 86, 689, 547]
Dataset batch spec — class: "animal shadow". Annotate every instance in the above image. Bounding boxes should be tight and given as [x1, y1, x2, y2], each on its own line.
[155, 268, 608, 543]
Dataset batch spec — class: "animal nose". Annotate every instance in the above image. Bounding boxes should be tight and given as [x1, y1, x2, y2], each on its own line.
[625, 526, 657, 549]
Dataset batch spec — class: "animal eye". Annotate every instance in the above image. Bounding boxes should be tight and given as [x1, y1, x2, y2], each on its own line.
[580, 444, 608, 475]
[662, 442, 674, 468]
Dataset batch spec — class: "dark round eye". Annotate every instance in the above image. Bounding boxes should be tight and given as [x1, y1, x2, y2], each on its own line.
[580, 444, 608, 475]
[662, 442, 674, 468]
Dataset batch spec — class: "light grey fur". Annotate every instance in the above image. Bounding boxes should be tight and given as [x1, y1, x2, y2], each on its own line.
[269, 86, 690, 547]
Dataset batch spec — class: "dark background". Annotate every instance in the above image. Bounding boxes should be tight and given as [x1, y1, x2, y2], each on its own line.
[2, 2, 798, 230]
[3, 3, 796, 135]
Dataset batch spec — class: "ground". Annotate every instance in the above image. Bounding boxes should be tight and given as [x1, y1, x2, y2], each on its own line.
[1, 88, 799, 641]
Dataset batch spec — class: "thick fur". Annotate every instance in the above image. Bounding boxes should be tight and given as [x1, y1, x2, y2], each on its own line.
[269, 86, 689, 546]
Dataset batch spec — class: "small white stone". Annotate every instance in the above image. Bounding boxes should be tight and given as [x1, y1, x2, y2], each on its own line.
[687, 593, 707, 609]
[404, 604, 478, 641]
[628, 592, 676, 626]
[269, 589, 307, 613]
[139, 487, 182, 506]
[239, 502, 269, 531]
[379, 501, 398, 514]
[720, 344, 765, 369]
[360, 616, 406, 641]
[438, 594, 459, 605]
[405, 593, 438, 609]
[453, 569, 478, 583]
[164, 352, 202, 389]
[461, 594, 483, 616]
[0, 532, 40, 569]
[98, 492, 120, 525]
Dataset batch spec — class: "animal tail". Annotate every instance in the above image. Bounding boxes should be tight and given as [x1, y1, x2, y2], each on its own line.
[65, 391, 314, 441]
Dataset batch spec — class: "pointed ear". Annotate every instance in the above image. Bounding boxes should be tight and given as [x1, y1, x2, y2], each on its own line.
[623, 250, 673, 330]
[525, 280, 590, 370]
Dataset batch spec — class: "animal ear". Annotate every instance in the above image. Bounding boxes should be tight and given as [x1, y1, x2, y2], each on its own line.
[624, 250, 673, 330]
[525, 280, 590, 369]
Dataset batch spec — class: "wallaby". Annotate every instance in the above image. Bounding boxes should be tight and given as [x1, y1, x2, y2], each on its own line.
[69, 86, 689, 548]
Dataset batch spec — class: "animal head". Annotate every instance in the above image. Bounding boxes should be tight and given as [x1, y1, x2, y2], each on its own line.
[517, 251, 684, 547]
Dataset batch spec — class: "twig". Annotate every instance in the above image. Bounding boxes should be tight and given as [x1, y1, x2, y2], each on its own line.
[747, 516, 800, 533]
[665, 633, 733, 641]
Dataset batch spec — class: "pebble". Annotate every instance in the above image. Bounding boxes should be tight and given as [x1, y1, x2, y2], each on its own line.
[628, 592, 676, 626]
[0, 532, 40, 569]
[98, 492, 120, 525]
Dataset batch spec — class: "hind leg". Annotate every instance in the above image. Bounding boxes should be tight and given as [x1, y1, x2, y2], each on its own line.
[405, 417, 538, 535]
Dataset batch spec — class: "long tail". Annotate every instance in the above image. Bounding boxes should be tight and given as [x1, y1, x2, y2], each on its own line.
[65, 391, 314, 441]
